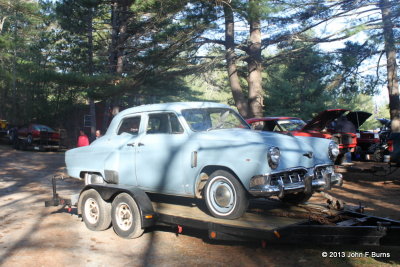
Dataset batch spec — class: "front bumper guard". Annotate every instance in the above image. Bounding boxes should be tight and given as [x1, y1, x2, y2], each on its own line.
[249, 167, 343, 198]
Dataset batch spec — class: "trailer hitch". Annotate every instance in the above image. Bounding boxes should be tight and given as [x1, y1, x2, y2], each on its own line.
[44, 175, 72, 208]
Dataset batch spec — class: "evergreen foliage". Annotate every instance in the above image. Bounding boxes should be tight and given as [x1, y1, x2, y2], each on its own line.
[0, 0, 397, 137]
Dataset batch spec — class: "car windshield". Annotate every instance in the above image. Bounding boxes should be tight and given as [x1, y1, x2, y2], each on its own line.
[276, 119, 306, 131]
[182, 108, 250, 132]
[33, 124, 55, 132]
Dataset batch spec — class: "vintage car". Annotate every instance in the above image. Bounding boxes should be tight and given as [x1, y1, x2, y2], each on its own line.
[66, 102, 342, 219]
[15, 123, 61, 151]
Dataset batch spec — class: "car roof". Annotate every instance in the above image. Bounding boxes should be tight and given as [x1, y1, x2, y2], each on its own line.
[115, 102, 232, 117]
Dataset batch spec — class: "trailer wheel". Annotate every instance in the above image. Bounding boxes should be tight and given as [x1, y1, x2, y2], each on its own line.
[279, 192, 313, 204]
[111, 193, 144, 239]
[80, 189, 112, 231]
[204, 170, 248, 219]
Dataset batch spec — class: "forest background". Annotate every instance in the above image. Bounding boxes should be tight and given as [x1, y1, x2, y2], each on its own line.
[0, 0, 398, 142]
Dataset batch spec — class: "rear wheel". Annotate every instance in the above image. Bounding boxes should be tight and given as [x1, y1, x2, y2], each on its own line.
[80, 189, 111, 231]
[279, 192, 313, 204]
[111, 193, 144, 239]
[26, 134, 33, 145]
[204, 170, 248, 219]
[372, 148, 384, 162]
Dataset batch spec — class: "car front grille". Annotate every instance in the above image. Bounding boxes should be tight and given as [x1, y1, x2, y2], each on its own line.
[269, 169, 307, 186]
[314, 165, 334, 180]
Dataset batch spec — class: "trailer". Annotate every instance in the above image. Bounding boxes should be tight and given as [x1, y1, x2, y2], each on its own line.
[45, 176, 400, 246]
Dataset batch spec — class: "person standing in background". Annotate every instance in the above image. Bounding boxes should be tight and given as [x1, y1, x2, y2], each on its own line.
[77, 129, 89, 147]
[95, 129, 102, 139]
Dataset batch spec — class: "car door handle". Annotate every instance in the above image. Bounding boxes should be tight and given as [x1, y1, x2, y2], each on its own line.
[138, 142, 144, 146]
[127, 143, 135, 147]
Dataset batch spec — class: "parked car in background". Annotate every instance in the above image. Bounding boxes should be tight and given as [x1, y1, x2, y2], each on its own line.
[349, 111, 376, 160]
[367, 118, 392, 162]
[0, 119, 8, 138]
[66, 102, 342, 221]
[15, 123, 60, 151]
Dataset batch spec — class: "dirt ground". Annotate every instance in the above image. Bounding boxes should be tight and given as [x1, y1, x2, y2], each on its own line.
[0, 144, 399, 267]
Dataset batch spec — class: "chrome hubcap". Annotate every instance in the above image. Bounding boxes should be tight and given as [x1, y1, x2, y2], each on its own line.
[215, 185, 231, 207]
[208, 176, 236, 215]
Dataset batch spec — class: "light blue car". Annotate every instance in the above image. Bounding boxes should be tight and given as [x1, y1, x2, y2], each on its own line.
[66, 102, 342, 219]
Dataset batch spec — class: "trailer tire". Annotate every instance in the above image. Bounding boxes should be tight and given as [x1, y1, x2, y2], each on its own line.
[111, 193, 144, 239]
[204, 170, 248, 219]
[279, 192, 313, 204]
[80, 189, 112, 231]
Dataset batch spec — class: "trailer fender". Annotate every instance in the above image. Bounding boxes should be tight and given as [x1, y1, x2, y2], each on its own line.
[78, 184, 155, 228]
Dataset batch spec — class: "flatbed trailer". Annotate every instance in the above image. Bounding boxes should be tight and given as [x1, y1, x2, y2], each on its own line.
[45, 176, 400, 246]
[150, 195, 400, 246]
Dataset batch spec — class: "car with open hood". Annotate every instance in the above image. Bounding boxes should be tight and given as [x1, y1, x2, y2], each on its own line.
[65, 102, 342, 219]
[247, 109, 369, 163]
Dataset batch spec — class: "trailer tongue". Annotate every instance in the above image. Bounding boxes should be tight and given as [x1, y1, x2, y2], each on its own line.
[45, 176, 400, 246]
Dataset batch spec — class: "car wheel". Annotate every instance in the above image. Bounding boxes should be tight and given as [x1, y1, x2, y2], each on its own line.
[13, 138, 20, 150]
[80, 189, 111, 231]
[373, 149, 384, 162]
[19, 139, 27, 151]
[111, 193, 144, 239]
[279, 192, 313, 204]
[204, 170, 248, 219]
[27, 134, 33, 145]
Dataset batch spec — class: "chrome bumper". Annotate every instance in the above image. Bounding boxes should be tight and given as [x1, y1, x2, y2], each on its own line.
[248, 165, 343, 197]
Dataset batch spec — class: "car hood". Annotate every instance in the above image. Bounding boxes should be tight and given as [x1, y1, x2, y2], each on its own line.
[195, 128, 315, 154]
[346, 111, 372, 129]
[377, 118, 390, 127]
[301, 109, 348, 132]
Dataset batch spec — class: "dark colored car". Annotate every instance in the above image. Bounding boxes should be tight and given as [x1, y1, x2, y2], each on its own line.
[247, 109, 362, 163]
[350, 111, 375, 159]
[15, 123, 60, 151]
[370, 118, 392, 162]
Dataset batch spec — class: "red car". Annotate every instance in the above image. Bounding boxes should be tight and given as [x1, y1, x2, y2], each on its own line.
[15, 123, 60, 151]
[247, 109, 364, 163]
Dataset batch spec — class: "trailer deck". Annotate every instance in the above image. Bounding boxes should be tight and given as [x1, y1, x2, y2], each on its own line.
[45, 177, 400, 246]
[147, 194, 400, 245]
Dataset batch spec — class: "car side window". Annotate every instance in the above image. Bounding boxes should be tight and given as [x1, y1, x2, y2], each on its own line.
[147, 113, 183, 134]
[251, 121, 264, 130]
[118, 116, 141, 135]
[263, 121, 276, 131]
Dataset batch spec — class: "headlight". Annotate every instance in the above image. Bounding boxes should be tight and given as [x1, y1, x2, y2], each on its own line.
[328, 141, 339, 161]
[268, 146, 280, 169]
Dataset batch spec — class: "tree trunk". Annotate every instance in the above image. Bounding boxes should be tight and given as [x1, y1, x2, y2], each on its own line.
[380, 0, 400, 132]
[247, 0, 264, 118]
[87, 7, 96, 140]
[103, 0, 132, 129]
[223, 4, 250, 118]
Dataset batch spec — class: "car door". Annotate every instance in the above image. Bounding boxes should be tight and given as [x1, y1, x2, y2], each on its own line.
[135, 112, 189, 195]
[116, 115, 142, 186]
